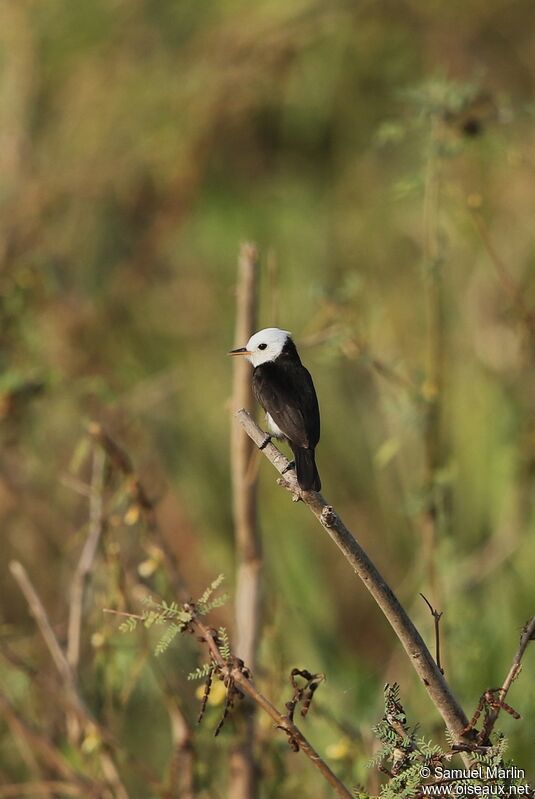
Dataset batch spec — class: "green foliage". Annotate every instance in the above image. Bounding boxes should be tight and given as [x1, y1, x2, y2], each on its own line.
[154, 622, 183, 657]
[118, 616, 139, 634]
[217, 626, 231, 661]
[366, 685, 528, 799]
[197, 574, 229, 615]
[117, 580, 228, 657]
[187, 662, 213, 682]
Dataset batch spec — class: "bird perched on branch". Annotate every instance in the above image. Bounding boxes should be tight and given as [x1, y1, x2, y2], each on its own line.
[229, 328, 321, 491]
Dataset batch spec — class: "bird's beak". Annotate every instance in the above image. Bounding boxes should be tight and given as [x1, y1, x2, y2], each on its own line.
[228, 347, 251, 356]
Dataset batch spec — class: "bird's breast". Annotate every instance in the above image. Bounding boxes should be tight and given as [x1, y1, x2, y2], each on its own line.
[266, 413, 285, 439]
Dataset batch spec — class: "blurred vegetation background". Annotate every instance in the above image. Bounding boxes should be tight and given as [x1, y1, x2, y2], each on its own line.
[1, 0, 535, 796]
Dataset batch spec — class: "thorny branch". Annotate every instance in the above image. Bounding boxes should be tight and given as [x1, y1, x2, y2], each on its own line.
[92, 425, 352, 795]
[463, 689, 521, 747]
[236, 408, 473, 765]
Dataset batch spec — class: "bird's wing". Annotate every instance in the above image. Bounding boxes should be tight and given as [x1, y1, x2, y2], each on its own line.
[252, 363, 320, 448]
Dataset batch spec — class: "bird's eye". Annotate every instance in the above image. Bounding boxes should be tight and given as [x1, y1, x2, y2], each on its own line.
[258, 343, 267, 350]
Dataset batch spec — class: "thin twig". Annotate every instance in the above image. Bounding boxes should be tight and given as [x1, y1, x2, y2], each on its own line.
[9, 562, 82, 714]
[482, 616, 535, 739]
[420, 593, 444, 674]
[230, 242, 261, 799]
[67, 447, 106, 674]
[235, 409, 472, 765]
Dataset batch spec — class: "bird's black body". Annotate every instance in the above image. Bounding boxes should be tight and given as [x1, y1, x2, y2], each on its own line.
[252, 339, 321, 491]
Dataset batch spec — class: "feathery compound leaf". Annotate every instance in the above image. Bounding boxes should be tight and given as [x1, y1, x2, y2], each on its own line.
[416, 737, 445, 758]
[119, 616, 138, 633]
[142, 595, 193, 626]
[155, 623, 182, 656]
[352, 787, 372, 799]
[197, 575, 226, 614]
[143, 610, 161, 628]
[198, 574, 225, 604]
[188, 663, 213, 681]
[161, 599, 181, 615]
[198, 592, 229, 615]
[217, 626, 231, 660]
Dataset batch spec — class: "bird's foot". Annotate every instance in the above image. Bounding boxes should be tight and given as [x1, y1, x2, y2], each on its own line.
[259, 434, 272, 450]
[282, 460, 295, 475]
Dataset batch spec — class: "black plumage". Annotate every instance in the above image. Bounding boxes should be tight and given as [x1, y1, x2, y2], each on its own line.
[252, 339, 321, 491]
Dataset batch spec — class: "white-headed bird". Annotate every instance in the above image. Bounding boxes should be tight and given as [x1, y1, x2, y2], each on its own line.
[229, 327, 321, 491]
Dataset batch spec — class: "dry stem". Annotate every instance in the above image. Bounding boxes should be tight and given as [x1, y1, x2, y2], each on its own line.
[231, 242, 261, 667]
[230, 242, 261, 798]
[235, 409, 472, 762]
[67, 447, 105, 676]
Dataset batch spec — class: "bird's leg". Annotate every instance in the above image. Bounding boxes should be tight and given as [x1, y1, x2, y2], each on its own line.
[282, 460, 295, 475]
[259, 434, 272, 450]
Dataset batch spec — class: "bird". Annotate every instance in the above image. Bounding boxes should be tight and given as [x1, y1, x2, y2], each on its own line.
[229, 327, 321, 491]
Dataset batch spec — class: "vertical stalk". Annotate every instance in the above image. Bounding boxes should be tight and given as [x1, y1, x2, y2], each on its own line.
[230, 243, 261, 799]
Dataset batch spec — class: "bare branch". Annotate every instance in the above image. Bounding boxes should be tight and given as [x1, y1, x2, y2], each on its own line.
[235, 409, 472, 756]
[9, 562, 80, 704]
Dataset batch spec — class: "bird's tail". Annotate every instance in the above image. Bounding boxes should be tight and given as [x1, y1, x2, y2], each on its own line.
[294, 447, 321, 492]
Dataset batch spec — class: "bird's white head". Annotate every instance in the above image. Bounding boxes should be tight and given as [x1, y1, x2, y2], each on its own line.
[229, 327, 291, 367]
